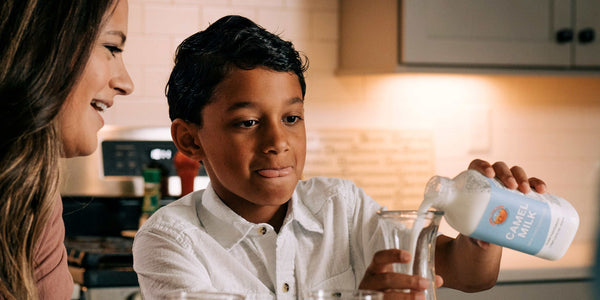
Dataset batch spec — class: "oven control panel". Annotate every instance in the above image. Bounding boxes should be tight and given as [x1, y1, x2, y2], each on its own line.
[101, 140, 206, 177]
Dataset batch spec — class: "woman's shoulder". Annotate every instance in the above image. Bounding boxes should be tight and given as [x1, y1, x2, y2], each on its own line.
[34, 196, 73, 299]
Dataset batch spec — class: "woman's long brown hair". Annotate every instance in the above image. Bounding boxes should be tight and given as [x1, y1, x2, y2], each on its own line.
[0, 0, 116, 298]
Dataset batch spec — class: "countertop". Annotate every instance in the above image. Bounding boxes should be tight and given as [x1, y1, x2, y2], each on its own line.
[497, 241, 596, 282]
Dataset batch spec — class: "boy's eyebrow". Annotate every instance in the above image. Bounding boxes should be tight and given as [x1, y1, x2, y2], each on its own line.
[225, 97, 304, 112]
[225, 101, 255, 112]
[288, 97, 304, 105]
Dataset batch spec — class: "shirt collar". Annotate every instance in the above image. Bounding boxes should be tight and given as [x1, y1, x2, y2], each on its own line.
[289, 188, 324, 234]
[197, 184, 254, 249]
[197, 182, 324, 250]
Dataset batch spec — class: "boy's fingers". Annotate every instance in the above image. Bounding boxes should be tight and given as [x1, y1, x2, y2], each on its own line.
[509, 165, 531, 193]
[529, 177, 547, 193]
[492, 161, 518, 189]
[468, 159, 494, 177]
[368, 249, 411, 273]
[435, 275, 444, 288]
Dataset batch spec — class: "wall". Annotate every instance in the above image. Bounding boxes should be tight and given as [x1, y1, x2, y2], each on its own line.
[109, 0, 600, 244]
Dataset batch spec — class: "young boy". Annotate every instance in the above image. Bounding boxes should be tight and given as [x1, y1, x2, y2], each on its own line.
[133, 15, 547, 299]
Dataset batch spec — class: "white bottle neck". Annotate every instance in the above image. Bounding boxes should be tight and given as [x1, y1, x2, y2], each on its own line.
[423, 175, 454, 212]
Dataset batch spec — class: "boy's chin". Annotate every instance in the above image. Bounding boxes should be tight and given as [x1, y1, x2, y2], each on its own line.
[252, 189, 295, 206]
[256, 193, 294, 206]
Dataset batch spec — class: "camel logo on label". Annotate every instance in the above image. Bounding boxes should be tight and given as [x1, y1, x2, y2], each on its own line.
[489, 205, 508, 225]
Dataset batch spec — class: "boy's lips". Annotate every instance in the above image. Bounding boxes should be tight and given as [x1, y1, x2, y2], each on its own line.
[256, 167, 293, 178]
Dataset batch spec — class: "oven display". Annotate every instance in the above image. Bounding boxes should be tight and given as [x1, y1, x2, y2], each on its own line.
[101, 140, 188, 177]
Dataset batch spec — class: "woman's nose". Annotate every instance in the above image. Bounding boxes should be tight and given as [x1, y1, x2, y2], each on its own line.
[110, 60, 134, 95]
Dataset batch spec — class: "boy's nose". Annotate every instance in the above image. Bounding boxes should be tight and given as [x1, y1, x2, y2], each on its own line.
[262, 123, 289, 154]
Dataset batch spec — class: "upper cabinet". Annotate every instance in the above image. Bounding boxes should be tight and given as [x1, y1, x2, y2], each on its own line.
[339, 0, 600, 73]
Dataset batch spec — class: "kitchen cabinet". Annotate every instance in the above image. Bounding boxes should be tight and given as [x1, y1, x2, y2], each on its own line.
[339, 0, 600, 73]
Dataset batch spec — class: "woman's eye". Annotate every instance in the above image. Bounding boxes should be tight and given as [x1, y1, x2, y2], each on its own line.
[238, 120, 258, 128]
[104, 45, 123, 56]
[284, 116, 302, 124]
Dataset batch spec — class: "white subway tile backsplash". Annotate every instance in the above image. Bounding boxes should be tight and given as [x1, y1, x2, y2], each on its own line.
[112, 98, 171, 127]
[285, 0, 338, 10]
[201, 7, 258, 26]
[493, 130, 600, 161]
[144, 5, 201, 35]
[130, 0, 169, 4]
[125, 35, 173, 66]
[232, 0, 284, 8]
[122, 64, 144, 98]
[257, 9, 311, 41]
[175, 0, 229, 4]
[304, 74, 364, 104]
[128, 2, 145, 34]
[171, 35, 190, 56]
[143, 66, 172, 98]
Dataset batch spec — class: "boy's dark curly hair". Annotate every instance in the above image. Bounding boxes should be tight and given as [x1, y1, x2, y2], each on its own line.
[166, 15, 309, 126]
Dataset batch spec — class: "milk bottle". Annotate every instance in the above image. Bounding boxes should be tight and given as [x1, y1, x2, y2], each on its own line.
[418, 169, 579, 260]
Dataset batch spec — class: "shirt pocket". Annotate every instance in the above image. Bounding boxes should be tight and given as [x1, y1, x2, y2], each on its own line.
[310, 266, 356, 291]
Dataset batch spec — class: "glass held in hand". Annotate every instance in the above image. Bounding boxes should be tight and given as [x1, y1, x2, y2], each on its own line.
[377, 210, 443, 300]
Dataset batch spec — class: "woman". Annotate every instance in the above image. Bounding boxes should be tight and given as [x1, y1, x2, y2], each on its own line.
[0, 0, 133, 298]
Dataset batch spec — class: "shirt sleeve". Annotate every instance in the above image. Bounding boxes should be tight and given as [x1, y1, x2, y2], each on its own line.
[346, 181, 386, 287]
[34, 196, 74, 300]
[133, 220, 214, 300]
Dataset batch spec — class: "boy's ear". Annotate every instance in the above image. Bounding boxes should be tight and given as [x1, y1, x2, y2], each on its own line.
[171, 119, 205, 161]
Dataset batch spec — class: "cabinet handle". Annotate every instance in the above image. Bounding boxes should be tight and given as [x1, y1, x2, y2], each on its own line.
[556, 28, 574, 44]
[578, 28, 595, 44]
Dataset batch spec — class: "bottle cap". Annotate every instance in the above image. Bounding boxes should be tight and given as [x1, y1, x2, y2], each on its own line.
[143, 168, 161, 183]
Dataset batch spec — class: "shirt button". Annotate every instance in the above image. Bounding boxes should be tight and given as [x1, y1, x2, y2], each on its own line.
[258, 226, 267, 235]
[282, 282, 289, 293]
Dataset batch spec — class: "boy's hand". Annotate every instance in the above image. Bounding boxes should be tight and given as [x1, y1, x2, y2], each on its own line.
[466, 159, 547, 249]
[468, 159, 547, 194]
[359, 249, 443, 299]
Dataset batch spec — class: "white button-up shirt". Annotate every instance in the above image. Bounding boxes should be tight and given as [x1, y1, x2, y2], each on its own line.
[133, 177, 384, 299]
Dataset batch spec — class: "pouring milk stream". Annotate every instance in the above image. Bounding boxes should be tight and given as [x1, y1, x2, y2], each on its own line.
[404, 170, 579, 274]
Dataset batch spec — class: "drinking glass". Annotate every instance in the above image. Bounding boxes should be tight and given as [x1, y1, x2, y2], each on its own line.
[305, 289, 383, 300]
[377, 210, 443, 300]
[165, 291, 245, 300]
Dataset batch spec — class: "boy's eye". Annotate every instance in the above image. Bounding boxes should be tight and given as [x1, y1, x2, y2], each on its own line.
[104, 45, 123, 56]
[284, 116, 302, 124]
[238, 120, 258, 128]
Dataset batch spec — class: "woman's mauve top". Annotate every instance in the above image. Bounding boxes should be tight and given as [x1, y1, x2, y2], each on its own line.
[33, 195, 73, 299]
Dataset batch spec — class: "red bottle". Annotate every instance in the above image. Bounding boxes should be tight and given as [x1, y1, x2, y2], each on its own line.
[173, 151, 201, 197]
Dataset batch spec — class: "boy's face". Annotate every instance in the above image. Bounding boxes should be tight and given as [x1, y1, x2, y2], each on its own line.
[194, 67, 306, 212]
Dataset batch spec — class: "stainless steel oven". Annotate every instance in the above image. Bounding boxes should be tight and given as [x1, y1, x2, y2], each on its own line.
[60, 126, 208, 300]
[60, 126, 209, 198]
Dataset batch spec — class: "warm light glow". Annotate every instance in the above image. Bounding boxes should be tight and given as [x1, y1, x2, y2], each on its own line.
[366, 74, 501, 130]
[378, 73, 498, 107]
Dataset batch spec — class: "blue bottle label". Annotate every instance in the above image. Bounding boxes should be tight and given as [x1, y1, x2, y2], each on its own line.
[470, 177, 551, 255]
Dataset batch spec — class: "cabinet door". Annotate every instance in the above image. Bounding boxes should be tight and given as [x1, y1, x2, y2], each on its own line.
[574, 0, 600, 67]
[402, 0, 573, 67]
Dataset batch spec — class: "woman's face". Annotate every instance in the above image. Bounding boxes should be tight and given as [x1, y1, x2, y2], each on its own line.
[59, 0, 133, 158]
